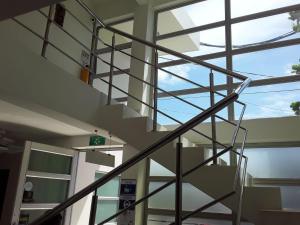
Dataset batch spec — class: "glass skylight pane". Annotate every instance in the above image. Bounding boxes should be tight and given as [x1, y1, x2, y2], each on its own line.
[231, 0, 300, 18]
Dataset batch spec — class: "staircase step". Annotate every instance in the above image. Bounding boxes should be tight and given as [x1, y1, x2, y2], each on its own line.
[241, 186, 282, 224]
[257, 209, 300, 225]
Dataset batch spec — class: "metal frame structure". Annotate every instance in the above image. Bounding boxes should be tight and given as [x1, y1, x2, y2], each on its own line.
[95, 1, 300, 123]
[154, 1, 300, 123]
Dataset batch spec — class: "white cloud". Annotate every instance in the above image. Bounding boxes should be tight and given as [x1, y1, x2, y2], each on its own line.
[158, 64, 191, 85]
[184, 0, 298, 47]
[244, 92, 296, 119]
[285, 63, 294, 74]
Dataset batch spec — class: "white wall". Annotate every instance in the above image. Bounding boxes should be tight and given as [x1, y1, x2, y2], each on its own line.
[0, 0, 94, 78]
[165, 116, 300, 146]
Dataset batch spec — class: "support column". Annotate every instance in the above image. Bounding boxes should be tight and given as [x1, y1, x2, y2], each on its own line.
[225, 0, 237, 167]
[127, 1, 155, 116]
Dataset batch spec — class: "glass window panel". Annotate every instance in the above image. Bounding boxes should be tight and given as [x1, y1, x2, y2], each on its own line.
[245, 148, 300, 178]
[157, 63, 203, 92]
[28, 150, 72, 174]
[232, 13, 300, 49]
[233, 45, 300, 80]
[95, 200, 118, 223]
[157, 93, 209, 125]
[95, 173, 120, 197]
[158, 90, 228, 125]
[231, 0, 300, 18]
[157, 58, 226, 94]
[280, 186, 300, 209]
[24, 177, 69, 203]
[235, 82, 300, 119]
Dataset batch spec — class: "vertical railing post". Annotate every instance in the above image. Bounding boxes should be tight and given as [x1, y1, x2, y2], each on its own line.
[89, 17, 98, 85]
[41, 5, 55, 58]
[209, 69, 218, 165]
[107, 33, 115, 105]
[88, 190, 98, 225]
[153, 49, 158, 131]
[175, 136, 182, 225]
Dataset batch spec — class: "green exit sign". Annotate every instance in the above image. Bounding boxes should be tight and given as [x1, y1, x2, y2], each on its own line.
[89, 135, 105, 146]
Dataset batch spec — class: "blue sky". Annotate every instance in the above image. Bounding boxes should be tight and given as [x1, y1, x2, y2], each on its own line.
[156, 0, 300, 125]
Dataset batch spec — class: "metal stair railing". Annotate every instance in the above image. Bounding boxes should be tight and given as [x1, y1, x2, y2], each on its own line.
[9, 1, 251, 225]
[28, 91, 246, 225]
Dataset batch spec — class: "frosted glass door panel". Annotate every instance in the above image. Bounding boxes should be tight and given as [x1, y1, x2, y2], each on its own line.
[24, 177, 69, 203]
[28, 150, 72, 174]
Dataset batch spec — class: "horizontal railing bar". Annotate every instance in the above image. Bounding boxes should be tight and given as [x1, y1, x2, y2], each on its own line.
[63, 5, 108, 47]
[64, 7, 92, 33]
[12, 18, 93, 75]
[96, 42, 132, 54]
[74, 0, 247, 81]
[38, 9, 95, 54]
[74, 0, 105, 27]
[96, 69, 127, 78]
[30, 91, 238, 225]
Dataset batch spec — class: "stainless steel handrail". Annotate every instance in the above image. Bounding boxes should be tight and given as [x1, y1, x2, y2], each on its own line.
[74, 0, 248, 82]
